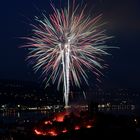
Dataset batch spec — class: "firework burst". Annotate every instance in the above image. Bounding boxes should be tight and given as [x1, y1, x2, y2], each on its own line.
[23, 0, 112, 107]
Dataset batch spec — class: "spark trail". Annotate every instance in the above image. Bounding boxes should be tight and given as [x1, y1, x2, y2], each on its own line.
[23, 0, 112, 107]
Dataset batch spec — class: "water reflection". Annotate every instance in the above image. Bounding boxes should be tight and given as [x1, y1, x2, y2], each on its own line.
[0, 110, 56, 123]
[17, 112, 20, 118]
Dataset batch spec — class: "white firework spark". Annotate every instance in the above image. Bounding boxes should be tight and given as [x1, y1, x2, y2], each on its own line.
[23, 0, 112, 107]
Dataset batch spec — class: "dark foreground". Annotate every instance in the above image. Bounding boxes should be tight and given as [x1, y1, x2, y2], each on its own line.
[1, 111, 140, 140]
[5, 127, 140, 140]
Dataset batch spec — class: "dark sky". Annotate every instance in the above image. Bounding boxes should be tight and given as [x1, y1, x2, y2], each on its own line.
[0, 0, 140, 89]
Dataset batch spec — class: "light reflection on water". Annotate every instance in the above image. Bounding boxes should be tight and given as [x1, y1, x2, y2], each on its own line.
[0, 110, 54, 123]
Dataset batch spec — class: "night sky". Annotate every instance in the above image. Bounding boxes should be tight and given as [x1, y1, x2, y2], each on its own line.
[0, 0, 140, 89]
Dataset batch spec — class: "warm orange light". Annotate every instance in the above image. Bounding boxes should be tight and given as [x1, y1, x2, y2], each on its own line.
[34, 111, 95, 137]
[55, 115, 64, 122]
[34, 129, 42, 135]
[62, 129, 68, 133]
[86, 125, 92, 128]
[75, 126, 80, 130]
[44, 121, 52, 125]
[48, 131, 57, 136]
[54, 111, 69, 122]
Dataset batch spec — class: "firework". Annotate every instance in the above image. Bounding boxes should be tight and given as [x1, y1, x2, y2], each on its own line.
[23, 0, 112, 107]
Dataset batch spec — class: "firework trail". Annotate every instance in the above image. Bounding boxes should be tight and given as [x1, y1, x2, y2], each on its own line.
[23, 0, 112, 107]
